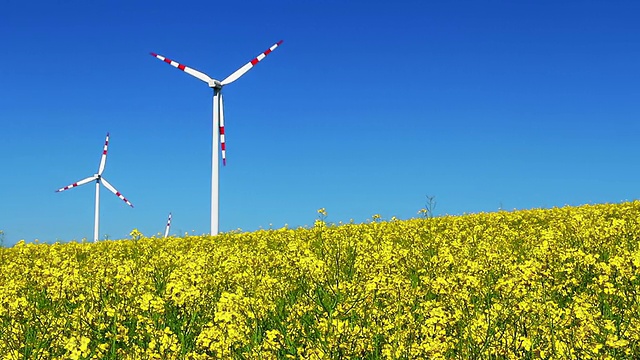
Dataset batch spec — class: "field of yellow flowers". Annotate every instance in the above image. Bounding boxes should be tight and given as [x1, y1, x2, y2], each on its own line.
[2, 202, 640, 359]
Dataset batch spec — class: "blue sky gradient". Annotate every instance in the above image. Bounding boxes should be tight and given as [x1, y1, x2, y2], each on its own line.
[1, 0, 639, 245]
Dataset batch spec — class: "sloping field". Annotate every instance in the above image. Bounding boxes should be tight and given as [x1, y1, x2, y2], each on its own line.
[2, 202, 640, 359]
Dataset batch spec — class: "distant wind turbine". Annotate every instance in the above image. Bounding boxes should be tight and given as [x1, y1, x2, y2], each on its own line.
[150, 40, 284, 236]
[164, 212, 172, 238]
[55, 133, 134, 242]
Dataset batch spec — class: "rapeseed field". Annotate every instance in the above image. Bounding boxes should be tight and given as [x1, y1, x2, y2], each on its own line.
[1, 202, 640, 359]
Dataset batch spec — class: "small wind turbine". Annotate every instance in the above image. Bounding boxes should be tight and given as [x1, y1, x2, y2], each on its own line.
[150, 40, 283, 236]
[56, 133, 134, 242]
[164, 212, 172, 238]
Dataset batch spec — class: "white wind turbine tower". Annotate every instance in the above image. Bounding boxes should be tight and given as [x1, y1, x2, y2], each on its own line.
[150, 40, 284, 236]
[56, 133, 134, 242]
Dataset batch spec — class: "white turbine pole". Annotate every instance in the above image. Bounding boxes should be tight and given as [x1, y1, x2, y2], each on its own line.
[94, 180, 100, 242]
[211, 89, 220, 236]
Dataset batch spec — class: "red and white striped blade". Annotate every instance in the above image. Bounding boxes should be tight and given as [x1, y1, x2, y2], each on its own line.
[220, 40, 283, 86]
[219, 93, 226, 166]
[98, 133, 109, 176]
[55, 175, 98, 192]
[164, 212, 172, 238]
[100, 178, 134, 207]
[150, 52, 213, 84]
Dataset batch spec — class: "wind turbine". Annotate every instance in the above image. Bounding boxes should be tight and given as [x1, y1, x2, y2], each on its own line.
[56, 133, 134, 242]
[150, 40, 283, 236]
[164, 212, 172, 238]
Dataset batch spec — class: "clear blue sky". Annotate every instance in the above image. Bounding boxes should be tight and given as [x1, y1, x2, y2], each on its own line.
[1, 0, 639, 246]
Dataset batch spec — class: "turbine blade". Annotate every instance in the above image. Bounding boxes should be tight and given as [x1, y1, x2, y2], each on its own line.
[164, 212, 172, 238]
[100, 178, 134, 207]
[55, 176, 98, 192]
[98, 132, 109, 175]
[150, 52, 213, 84]
[219, 93, 226, 166]
[220, 40, 283, 86]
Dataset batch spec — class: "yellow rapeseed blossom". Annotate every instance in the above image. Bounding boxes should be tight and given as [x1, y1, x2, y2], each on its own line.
[1, 201, 640, 358]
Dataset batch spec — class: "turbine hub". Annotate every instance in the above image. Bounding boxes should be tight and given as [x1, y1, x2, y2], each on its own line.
[209, 79, 223, 89]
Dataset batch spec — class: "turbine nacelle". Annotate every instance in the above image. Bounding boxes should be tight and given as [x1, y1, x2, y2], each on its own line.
[208, 79, 223, 89]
